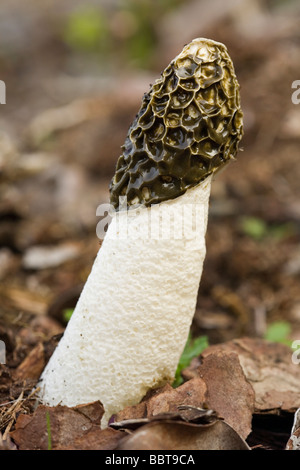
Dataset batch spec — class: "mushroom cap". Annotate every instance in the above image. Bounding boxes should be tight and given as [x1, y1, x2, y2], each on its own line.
[110, 38, 243, 210]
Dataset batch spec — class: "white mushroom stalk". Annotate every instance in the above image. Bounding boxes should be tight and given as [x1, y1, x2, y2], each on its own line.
[38, 38, 243, 426]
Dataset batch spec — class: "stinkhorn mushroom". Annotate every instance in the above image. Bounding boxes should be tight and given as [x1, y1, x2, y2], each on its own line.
[38, 38, 243, 425]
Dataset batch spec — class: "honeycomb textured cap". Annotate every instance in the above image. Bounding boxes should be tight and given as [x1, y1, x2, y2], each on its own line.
[110, 38, 243, 210]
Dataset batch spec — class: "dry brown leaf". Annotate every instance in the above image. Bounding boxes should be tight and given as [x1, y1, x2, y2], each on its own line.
[197, 351, 255, 439]
[199, 337, 300, 412]
[112, 407, 219, 431]
[147, 378, 207, 416]
[14, 343, 45, 381]
[113, 399, 147, 422]
[0, 285, 50, 316]
[114, 363, 253, 440]
[112, 404, 249, 450]
[116, 419, 250, 450]
[114, 378, 207, 422]
[10, 401, 109, 450]
[56, 427, 124, 450]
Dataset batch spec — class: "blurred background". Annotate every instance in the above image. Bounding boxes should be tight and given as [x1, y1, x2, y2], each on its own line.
[0, 0, 300, 347]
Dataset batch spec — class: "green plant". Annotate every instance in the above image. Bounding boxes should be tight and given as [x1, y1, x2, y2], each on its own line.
[63, 7, 109, 54]
[240, 217, 268, 240]
[63, 308, 74, 323]
[173, 334, 209, 388]
[240, 216, 295, 241]
[264, 321, 292, 346]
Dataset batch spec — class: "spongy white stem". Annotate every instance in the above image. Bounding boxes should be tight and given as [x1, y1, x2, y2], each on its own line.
[38, 176, 212, 426]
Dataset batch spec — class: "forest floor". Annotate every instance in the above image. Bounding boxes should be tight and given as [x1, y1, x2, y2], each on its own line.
[0, 0, 300, 450]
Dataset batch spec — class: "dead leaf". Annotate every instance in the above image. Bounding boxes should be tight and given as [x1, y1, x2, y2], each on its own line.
[56, 427, 124, 450]
[114, 365, 253, 440]
[148, 378, 207, 416]
[197, 351, 255, 439]
[116, 418, 250, 450]
[199, 337, 300, 412]
[111, 407, 219, 431]
[112, 406, 250, 450]
[14, 343, 45, 381]
[113, 378, 207, 423]
[112, 400, 147, 422]
[0, 285, 50, 316]
[10, 401, 109, 450]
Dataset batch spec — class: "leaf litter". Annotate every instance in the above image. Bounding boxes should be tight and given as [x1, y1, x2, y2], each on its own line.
[0, 332, 298, 450]
[1, 0, 300, 453]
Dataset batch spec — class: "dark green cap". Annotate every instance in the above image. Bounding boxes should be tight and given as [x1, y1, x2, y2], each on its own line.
[110, 38, 243, 210]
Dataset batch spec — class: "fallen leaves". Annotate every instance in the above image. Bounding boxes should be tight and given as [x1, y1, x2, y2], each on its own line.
[196, 351, 255, 438]
[1, 336, 299, 450]
[110, 337, 300, 450]
[10, 401, 125, 450]
[114, 355, 254, 441]
[114, 378, 207, 422]
[199, 337, 300, 413]
[14, 342, 45, 381]
[113, 410, 250, 450]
